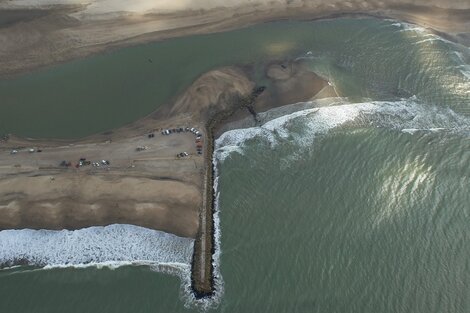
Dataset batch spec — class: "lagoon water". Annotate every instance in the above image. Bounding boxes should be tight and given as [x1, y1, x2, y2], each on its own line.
[2, 17, 468, 138]
[0, 18, 469, 313]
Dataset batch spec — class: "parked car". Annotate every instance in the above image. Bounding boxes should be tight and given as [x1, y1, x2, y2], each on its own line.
[78, 160, 91, 167]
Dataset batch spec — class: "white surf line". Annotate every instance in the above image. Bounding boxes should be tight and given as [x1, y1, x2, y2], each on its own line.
[0, 224, 194, 268]
[214, 98, 470, 162]
[199, 169, 208, 283]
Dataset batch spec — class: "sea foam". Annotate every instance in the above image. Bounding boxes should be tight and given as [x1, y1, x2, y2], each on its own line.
[0, 224, 202, 307]
[0, 224, 194, 267]
[214, 98, 470, 162]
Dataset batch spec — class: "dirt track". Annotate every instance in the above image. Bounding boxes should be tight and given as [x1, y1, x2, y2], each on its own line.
[0, 125, 204, 238]
[0, 66, 258, 238]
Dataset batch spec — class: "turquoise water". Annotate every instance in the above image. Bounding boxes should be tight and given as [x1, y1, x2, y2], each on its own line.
[0, 17, 469, 313]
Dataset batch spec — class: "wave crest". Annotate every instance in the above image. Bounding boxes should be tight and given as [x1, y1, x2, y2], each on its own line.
[215, 98, 470, 162]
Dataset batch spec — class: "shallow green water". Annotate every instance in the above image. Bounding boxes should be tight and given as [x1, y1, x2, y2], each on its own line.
[2, 17, 468, 138]
[0, 17, 469, 313]
[214, 124, 470, 313]
[0, 266, 189, 312]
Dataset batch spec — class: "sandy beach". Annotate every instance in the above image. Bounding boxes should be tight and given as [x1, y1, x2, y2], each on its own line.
[0, 0, 469, 239]
[0, 1, 469, 297]
[0, 59, 327, 238]
[0, 0, 469, 77]
[0, 135, 203, 238]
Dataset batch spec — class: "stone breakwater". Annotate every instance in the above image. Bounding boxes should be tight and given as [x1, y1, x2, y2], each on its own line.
[191, 86, 266, 298]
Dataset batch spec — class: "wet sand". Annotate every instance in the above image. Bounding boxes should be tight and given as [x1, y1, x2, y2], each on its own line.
[1, 3, 468, 293]
[0, 1, 469, 78]
[0, 60, 326, 238]
[0, 0, 469, 239]
[0, 66, 255, 238]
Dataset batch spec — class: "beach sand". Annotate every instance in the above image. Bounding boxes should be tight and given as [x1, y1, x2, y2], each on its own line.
[0, 66, 258, 238]
[0, 61, 326, 237]
[0, 0, 469, 239]
[0, 1, 469, 77]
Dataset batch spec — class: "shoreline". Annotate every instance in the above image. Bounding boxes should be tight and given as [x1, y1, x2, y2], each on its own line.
[1, 2, 469, 302]
[191, 85, 267, 298]
[0, 3, 468, 78]
[0, 224, 194, 269]
[0, 55, 328, 300]
[0, 66, 258, 238]
[0, 56, 328, 299]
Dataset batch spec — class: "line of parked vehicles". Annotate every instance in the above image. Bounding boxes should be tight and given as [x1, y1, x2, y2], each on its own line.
[59, 158, 110, 169]
[139, 126, 205, 158]
[159, 126, 204, 157]
[10, 148, 43, 154]
[160, 127, 202, 137]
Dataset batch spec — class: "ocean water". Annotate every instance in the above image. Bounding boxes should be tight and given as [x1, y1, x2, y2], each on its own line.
[1, 17, 468, 138]
[213, 98, 470, 313]
[1, 17, 469, 313]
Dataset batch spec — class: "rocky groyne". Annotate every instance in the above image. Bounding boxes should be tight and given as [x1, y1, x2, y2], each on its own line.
[191, 86, 265, 298]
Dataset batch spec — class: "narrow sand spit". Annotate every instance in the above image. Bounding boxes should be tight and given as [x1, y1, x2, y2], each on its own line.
[0, 0, 469, 77]
[0, 66, 255, 238]
[0, 60, 327, 237]
[0, 0, 469, 296]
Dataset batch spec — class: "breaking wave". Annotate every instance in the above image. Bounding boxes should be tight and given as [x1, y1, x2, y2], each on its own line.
[453, 51, 470, 81]
[210, 97, 470, 307]
[0, 224, 194, 267]
[0, 224, 203, 307]
[215, 98, 470, 162]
